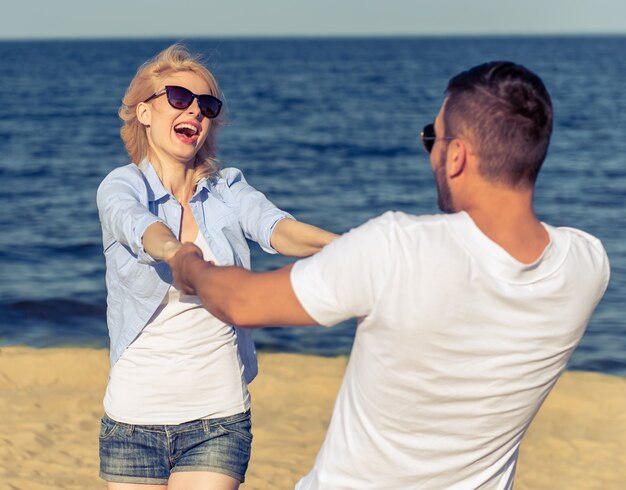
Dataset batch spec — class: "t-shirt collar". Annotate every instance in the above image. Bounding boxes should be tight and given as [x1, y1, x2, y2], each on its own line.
[448, 211, 567, 284]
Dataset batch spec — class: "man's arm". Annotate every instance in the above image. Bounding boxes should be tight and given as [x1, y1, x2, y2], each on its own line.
[169, 243, 318, 327]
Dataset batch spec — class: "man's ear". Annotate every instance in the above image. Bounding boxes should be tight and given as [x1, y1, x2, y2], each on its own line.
[447, 139, 466, 179]
[136, 102, 151, 126]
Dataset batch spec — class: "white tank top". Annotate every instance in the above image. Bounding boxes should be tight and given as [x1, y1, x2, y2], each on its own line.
[104, 233, 251, 425]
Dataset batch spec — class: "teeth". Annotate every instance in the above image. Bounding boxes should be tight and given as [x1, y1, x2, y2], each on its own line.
[174, 123, 199, 135]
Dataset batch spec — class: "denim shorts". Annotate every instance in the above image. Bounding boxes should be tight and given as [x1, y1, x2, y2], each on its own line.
[99, 410, 252, 484]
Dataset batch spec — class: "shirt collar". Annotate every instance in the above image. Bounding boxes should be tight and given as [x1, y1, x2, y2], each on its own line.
[138, 158, 214, 201]
[195, 176, 211, 194]
[138, 158, 170, 202]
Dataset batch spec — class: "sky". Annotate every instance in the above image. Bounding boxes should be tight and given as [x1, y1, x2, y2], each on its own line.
[1, 0, 625, 39]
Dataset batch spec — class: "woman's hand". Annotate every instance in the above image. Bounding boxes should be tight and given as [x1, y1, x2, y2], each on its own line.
[270, 219, 339, 257]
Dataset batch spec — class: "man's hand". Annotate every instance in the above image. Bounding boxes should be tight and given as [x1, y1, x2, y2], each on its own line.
[167, 242, 210, 295]
[168, 243, 317, 327]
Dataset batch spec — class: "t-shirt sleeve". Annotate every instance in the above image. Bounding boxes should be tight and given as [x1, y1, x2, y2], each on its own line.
[290, 212, 395, 327]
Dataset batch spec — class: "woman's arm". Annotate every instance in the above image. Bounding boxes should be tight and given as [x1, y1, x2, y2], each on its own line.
[97, 166, 181, 263]
[270, 218, 339, 257]
[141, 222, 182, 261]
[218, 168, 338, 256]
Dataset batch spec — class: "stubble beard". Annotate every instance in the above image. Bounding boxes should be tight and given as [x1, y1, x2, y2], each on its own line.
[435, 147, 455, 213]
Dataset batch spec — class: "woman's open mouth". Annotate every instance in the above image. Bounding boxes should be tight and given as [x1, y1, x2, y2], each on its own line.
[174, 122, 200, 144]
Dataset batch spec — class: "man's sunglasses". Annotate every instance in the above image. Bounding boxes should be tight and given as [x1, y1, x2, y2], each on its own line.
[144, 85, 222, 119]
[420, 123, 453, 154]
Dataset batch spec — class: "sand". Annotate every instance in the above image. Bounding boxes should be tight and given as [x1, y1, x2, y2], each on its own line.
[1, 346, 624, 489]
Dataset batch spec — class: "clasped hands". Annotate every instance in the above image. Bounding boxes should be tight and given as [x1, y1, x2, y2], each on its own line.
[167, 242, 214, 295]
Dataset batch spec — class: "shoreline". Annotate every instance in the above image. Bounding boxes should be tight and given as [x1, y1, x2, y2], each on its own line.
[1, 346, 625, 489]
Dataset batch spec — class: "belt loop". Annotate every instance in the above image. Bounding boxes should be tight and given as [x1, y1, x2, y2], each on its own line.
[202, 419, 210, 434]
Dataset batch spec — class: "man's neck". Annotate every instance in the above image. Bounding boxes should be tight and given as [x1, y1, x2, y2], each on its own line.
[462, 188, 549, 264]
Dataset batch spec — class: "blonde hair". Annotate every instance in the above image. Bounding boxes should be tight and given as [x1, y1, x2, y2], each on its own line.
[119, 43, 222, 183]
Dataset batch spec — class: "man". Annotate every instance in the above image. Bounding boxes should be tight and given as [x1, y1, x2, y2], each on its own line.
[169, 62, 609, 489]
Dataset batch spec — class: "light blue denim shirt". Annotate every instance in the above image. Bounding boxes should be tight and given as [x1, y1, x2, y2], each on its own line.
[96, 159, 293, 383]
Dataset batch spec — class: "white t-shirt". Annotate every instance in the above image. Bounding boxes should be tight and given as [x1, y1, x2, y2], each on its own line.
[291, 211, 609, 490]
[104, 233, 250, 425]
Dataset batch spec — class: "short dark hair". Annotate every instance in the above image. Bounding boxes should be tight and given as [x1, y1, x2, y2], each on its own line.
[444, 61, 553, 188]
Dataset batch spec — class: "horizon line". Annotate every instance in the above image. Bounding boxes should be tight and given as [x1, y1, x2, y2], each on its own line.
[1, 31, 625, 42]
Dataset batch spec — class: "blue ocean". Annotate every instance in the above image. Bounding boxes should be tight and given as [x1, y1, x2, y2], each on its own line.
[0, 37, 624, 374]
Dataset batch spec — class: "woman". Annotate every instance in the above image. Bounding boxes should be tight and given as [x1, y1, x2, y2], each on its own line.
[96, 44, 337, 490]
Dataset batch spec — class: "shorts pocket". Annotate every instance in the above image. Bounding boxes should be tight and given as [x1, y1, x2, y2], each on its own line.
[218, 417, 253, 444]
[99, 416, 120, 441]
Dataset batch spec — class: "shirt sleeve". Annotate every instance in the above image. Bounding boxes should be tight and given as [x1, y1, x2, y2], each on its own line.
[96, 166, 167, 264]
[290, 212, 396, 326]
[220, 168, 294, 254]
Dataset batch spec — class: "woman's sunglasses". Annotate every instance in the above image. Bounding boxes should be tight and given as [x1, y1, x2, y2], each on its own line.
[420, 123, 453, 154]
[144, 85, 222, 119]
